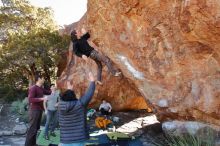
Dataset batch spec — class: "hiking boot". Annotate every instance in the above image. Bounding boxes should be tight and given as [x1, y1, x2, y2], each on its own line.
[50, 132, 56, 137]
[44, 134, 49, 140]
[96, 81, 103, 85]
[114, 71, 121, 77]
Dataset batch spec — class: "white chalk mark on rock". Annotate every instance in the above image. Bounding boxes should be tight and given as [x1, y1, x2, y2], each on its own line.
[117, 55, 144, 80]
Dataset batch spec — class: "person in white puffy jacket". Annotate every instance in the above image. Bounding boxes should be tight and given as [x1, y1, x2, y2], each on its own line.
[99, 100, 112, 116]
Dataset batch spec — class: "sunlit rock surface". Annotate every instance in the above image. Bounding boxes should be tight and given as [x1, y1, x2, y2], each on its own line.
[58, 0, 220, 126]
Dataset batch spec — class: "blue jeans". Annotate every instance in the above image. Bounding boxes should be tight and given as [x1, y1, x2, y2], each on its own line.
[60, 142, 85, 146]
[44, 110, 57, 136]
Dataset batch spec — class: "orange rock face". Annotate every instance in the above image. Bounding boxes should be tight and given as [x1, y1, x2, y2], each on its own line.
[57, 53, 149, 111]
[57, 51, 150, 111]
[58, 0, 220, 125]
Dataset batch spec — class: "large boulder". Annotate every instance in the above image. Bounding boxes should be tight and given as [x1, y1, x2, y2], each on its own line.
[162, 121, 219, 145]
[13, 124, 27, 135]
[58, 16, 150, 111]
[162, 121, 219, 136]
[58, 0, 220, 126]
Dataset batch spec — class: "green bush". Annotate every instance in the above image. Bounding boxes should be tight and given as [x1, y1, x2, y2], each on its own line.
[10, 98, 47, 124]
[0, 86, 27, 102]
[10, 98, 29, 122]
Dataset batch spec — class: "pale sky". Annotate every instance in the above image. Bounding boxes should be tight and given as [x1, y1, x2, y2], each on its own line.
[29, 0, 87, 26]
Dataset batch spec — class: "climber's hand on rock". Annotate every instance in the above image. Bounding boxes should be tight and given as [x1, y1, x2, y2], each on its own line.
[82, 55, 88, 61]
[67, 81, 73, 90]
[81, 27, 87, 35]
[88, 72, 95, 82]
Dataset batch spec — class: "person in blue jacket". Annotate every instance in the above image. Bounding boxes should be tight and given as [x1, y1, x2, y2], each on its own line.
[59, 72, 95, 146]
[70, 28, 121, 85]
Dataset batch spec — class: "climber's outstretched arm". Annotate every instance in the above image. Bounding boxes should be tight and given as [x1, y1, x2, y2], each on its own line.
[80, 27, 97, 47]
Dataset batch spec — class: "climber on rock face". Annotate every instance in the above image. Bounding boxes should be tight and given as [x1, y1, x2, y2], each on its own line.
[70, 28, 121, 85]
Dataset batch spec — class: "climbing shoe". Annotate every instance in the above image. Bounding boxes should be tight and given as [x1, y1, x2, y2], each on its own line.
[114, 72, 121, 77]
[96, 81, 103, 85]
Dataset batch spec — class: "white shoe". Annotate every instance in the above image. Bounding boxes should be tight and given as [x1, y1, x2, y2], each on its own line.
[96, 81, 103, 85]
[114, 72, 121, 77]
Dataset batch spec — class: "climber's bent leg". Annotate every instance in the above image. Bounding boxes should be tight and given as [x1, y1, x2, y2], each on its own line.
[90, 50, 103, 82]
[90, 50, 121, 76]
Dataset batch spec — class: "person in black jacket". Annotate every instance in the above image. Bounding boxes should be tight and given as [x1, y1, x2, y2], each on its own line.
[70, 28, 121, 85]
